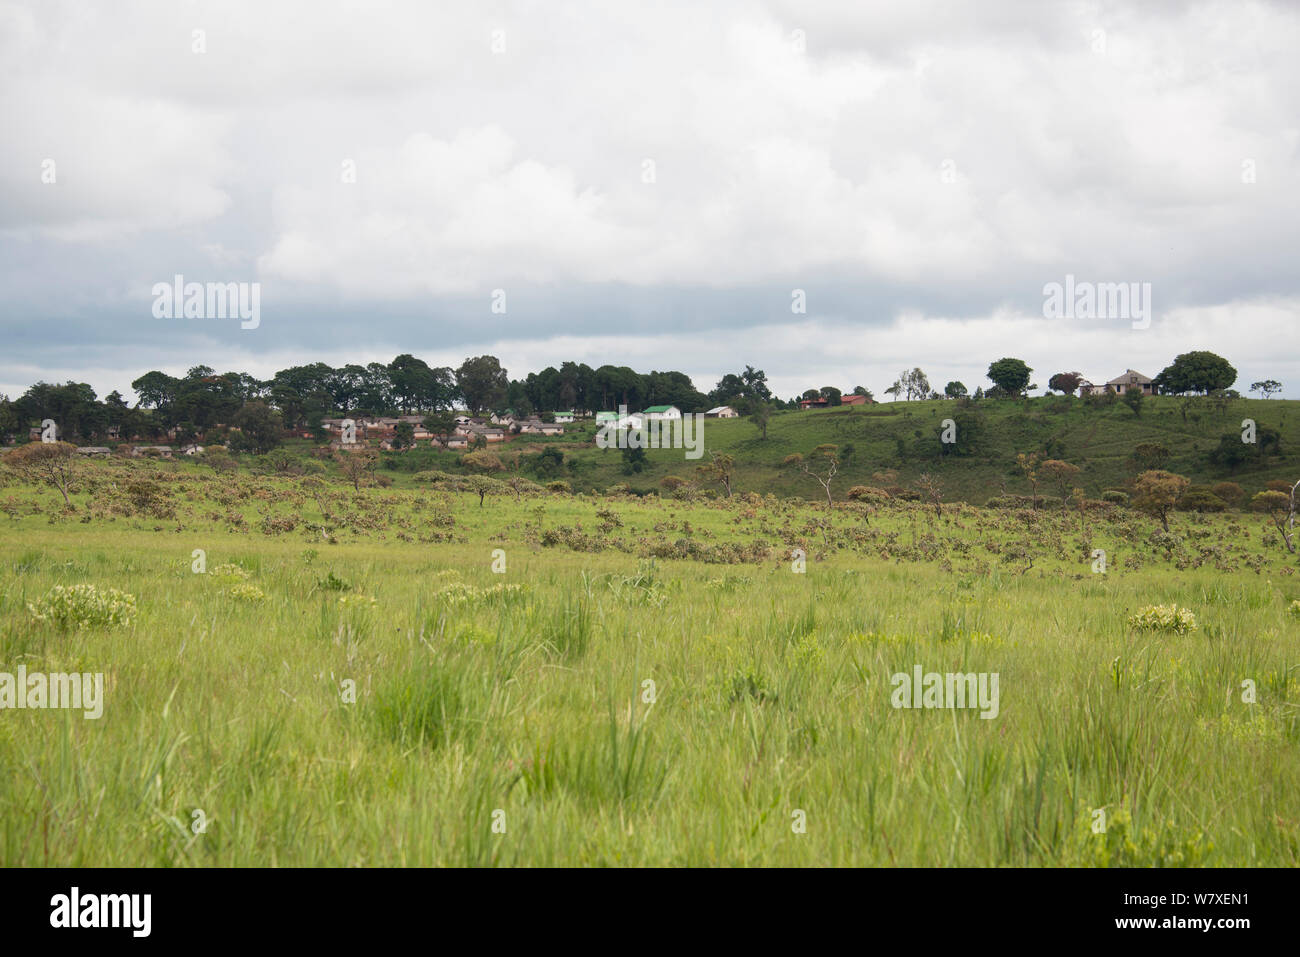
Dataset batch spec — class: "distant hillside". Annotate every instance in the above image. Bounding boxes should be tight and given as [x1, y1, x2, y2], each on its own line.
[544, 395, 1300, 503]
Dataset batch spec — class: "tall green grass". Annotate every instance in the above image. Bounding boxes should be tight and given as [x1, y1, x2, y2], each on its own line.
[0, 473, 1297, 865]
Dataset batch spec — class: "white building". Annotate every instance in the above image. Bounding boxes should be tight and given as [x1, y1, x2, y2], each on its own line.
[642, 405, 681, 420]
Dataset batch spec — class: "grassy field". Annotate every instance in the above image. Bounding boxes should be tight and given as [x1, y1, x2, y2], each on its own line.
[1, 458, 1299, 866]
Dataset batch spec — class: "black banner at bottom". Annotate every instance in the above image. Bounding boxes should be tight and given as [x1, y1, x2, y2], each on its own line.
[0, 866, 1287, 944]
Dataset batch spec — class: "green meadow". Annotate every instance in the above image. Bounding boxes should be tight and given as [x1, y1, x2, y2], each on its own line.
[1, 458, 1298, 866]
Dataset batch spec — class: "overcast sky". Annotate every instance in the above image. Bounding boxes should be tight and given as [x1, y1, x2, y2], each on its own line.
[1, 0, 1296, 402]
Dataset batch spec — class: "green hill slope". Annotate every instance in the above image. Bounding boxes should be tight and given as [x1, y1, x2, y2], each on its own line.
[546, 395, 1299, 503]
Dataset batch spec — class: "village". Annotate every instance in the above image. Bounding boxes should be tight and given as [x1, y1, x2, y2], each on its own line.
[36, 367, 1164, 459]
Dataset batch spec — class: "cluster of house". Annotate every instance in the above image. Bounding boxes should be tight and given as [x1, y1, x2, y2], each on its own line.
[26, 421, 211, 456]
[317, 404, 743, 451]
[68, 444, 203, 458]
[593, 405, 738, 429]
[320, 411, 570, 451]
[798, 394, 873, 410]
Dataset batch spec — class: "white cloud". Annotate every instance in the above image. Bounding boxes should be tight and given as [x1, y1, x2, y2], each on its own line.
[0, 0, 1297, 397]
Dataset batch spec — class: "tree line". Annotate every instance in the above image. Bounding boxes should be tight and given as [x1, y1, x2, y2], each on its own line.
[0, 356, 794, 446]
[0, 347, 1271, 449]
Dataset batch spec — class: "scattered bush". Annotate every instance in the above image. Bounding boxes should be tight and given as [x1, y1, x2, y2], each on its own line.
[847, 485, 891, 502]
[1210, 482, 1244, 507]
[1128, 604, 1197, 634]
[209, 563, 251, 582]
[1176, 486, 1227, 513]
[27, 584, 137, 630]
[228, 583, 268, 603]
[317, 571, 351, 591]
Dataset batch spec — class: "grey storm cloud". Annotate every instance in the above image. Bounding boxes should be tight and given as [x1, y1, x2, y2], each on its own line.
[0, 0, 1297, 400]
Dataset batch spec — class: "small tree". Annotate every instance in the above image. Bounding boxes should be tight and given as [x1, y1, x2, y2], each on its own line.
[1016, 452, 1042, 509]
[335, 448, 377, 491]
[504, 475, 538, 502]
[1039, 459, 1081, 512]
[532, 446, 564, 478]
[785, 444, 840, 507]
[392, 421, 415, 449]
[751, 402, 772, 440]
[1121, 386, 1145, 417]
[944, 381, 968, 399]
[1250, 480, 1298, 553]
[230, 401, 284, 454]
[1154, 351, 1237, 395]
[696, 451, 735, 497]
[1048, 372, 1083, 396]
[466, 474, 500, 507]
[1250, 379, 1282, 399]
[621, 445, 646, 474]
[1132, 469, 1190, 532]
[900, 368, 931, 401]
[987, 358, 1033, 397]
[4, 441, 79, 506]
[913, 473, 943, 517]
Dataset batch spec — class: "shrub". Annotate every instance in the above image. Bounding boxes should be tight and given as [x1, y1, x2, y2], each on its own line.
[847, 485, 891, 502]
[413, 470, 464, 490]
[260, 449, 304, 475]
[209, 563, 251, 582]
[317, 571, 351, 592]
[462, 451, 503, 474]
[1211, 482, 1244, 507]
[1176, 486, 1227, 512]
[1072, 807, 1211, 867]
[260, 515, 299, 535]
[123, 478, 173, 517]
[28, 584, 137, 630]
[1083, 389, 1118, 408]
[1101, 490, 1129, 505]
[546, 480, 572, 495]
[985, 494, 1050, 509]
[1128, 604, 1197, 634]
[228, 583, 268, 603]
[203, 448, 238, 473]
